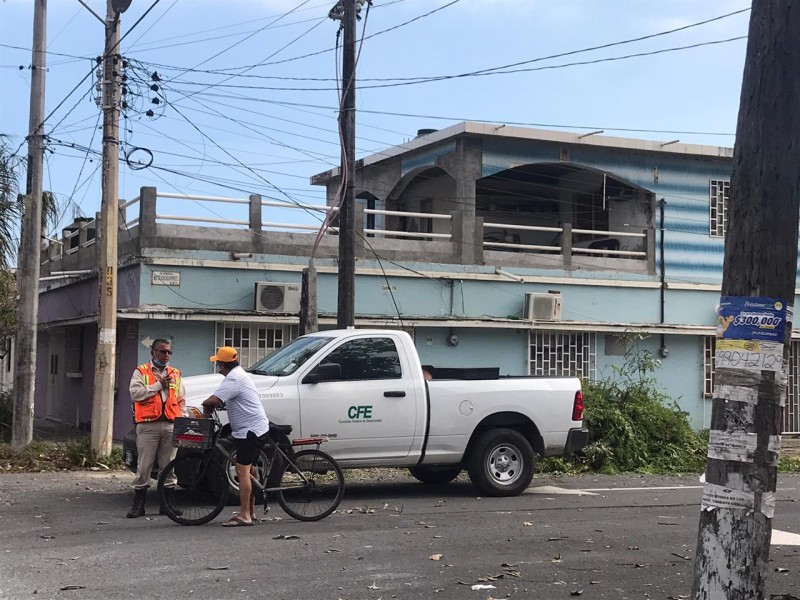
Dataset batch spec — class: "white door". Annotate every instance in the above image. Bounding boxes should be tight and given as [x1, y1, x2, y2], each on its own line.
[298, 335, 420, 464]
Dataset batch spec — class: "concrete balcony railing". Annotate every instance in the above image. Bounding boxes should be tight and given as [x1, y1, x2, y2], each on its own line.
[40, 186, 656, 277]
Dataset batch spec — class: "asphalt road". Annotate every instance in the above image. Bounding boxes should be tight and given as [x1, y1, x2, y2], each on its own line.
[2, 470, 800, 600]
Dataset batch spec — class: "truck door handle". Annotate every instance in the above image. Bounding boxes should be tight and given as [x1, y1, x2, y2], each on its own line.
[384, 391, 406, 397]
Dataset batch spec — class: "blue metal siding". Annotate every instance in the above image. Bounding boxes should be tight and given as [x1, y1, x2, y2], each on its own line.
[401, 142, 456, 176]
[482, 138, 733, 285]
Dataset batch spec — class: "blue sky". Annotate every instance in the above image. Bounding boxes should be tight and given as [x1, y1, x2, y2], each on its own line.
[1, 0, 751, 240]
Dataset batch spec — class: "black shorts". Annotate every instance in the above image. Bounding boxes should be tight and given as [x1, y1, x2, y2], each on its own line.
[234, 430, 269, 466]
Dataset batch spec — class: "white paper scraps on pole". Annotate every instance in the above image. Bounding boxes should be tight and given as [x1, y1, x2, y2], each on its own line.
[701, 483, 755, 512]
[713, 384, 759, 405]
[761, 491, 776, 518]
[99, 328, 116, 345]
[707, 430, 757, 462]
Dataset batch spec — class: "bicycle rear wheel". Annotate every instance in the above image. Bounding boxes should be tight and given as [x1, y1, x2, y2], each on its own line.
[276, 449, 344, 521]
[157, 453, 229, 526]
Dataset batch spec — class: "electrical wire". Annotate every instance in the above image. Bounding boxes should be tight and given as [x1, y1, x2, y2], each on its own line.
[8, 0, 164, 160]
[149, 4, 746, 80]
[166, 0, 315, 88]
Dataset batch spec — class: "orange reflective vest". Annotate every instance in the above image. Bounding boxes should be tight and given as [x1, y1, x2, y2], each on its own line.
[133, 363, 182, 423]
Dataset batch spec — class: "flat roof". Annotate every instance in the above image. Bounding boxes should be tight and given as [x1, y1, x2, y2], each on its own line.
[310, 121, 734, 184]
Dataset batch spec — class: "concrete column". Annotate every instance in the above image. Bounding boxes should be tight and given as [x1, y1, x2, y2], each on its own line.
[78, 220, 90, 247]
[451, 211, 483, 265]
[439, 137, 482, 265]
[562, 222, 573, 270]
[646, 228, 656, 275]
[117, 199, 126, 233]
[473, 215, 485, 265]
[139, 186, 157, 240]
[249, 194, 262, 231]
[354, 203, 365, 257]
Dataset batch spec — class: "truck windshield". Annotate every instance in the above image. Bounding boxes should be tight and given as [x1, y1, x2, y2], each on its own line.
[247, 336, 333, 376]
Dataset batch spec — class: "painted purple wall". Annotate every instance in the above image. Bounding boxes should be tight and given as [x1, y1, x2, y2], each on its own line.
[38, 265, 141, 324]
[114, 321, 140, 440]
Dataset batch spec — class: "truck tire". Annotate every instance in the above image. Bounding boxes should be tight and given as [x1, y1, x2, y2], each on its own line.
[467, 428, 535, 497]
[408, 466, 461, 485]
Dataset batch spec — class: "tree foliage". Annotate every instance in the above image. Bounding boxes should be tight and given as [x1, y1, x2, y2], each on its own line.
[0, 140, 58, 269]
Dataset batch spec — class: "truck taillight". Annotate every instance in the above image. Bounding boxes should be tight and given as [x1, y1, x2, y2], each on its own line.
[572, 390, 584, 421]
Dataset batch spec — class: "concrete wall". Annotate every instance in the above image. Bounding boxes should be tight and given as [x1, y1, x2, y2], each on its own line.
[594, 332, 709, 430]
[414, 327, 528, 376]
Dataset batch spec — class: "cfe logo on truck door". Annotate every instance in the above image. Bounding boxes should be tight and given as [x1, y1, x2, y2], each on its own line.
[340, 405, 382, 424]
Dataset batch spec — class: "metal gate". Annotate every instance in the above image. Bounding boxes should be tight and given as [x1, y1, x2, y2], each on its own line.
[785, 341, 800, 434]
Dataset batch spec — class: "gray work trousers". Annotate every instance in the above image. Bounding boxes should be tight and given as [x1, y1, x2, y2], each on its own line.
[131, 420, 177, 489]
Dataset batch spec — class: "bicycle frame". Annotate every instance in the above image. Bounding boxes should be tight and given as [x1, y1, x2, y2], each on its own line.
[254, 437, 328, 496]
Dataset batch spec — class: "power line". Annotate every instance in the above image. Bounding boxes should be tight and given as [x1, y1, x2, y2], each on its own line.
[126, 0, 338, 52]
[8, 0, 164, 159]
[149, 4, 745, 80]
[216, 0, 461, 72]
[160, 35, 746, 93]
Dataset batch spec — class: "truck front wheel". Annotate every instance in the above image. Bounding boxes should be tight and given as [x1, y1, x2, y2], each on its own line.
[408, 466, 462, 485]
[467, 428, 535, 497]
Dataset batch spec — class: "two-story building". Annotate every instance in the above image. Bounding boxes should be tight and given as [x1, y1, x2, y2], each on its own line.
[35, 121, 792, 440]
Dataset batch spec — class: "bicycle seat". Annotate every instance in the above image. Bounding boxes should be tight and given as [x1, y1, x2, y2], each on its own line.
[270, 423, 293, 436]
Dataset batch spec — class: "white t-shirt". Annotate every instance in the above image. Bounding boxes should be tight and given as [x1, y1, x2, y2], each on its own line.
[212, 365, 269, 439]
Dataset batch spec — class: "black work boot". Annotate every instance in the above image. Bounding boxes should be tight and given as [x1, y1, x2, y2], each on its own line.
[126, 488, 146, 518]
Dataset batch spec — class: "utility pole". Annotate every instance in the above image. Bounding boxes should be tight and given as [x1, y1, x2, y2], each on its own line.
[90, 0, 123, 457]
[692, 3, 800, 599]
[12, 0, 47, 450]
[333, 0, 357, 328]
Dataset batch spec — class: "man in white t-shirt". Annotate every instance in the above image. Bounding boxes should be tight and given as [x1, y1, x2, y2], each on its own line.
[202, 346, 270, 527]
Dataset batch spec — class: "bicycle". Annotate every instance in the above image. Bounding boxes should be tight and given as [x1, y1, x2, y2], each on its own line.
[156, 411, 345, 525]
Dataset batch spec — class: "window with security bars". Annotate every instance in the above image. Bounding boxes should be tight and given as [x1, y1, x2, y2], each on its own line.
[214, 323, 298, 369]
[529, 332, 596, 380]
[703, 337, 716, 398]
[709, 179, 730, 237]
[704, 336, 800, 434]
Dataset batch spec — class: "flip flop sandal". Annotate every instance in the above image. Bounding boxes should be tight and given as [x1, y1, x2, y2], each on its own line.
[222, 516, 253, 527]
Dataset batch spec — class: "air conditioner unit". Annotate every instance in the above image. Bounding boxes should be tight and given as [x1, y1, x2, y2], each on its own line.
[524, 292, 562, 321]
[254, 282, 301, 314]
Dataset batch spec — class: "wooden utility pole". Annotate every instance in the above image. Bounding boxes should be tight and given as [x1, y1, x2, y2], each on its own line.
[12, 0, 47, 450]
[692, 2, 800, 598]
[336, 0, 357, 328]
[300, 259, 318, 335]
[90, 0, 122, 457]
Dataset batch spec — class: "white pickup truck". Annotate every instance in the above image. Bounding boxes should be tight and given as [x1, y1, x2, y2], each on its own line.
[125, 329, 587, 497]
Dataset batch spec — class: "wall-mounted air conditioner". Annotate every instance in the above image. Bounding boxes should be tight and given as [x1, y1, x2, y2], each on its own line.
[254, 282, 301, 314]
[524, 292, 562, 321]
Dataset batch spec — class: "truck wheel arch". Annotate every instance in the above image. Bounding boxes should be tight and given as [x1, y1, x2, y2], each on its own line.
[464, 412, 543, 461]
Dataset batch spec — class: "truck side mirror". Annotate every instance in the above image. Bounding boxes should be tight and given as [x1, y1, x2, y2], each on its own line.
[303, 362, 342, 384]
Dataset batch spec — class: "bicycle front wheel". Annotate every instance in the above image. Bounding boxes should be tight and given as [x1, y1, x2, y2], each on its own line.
[276, 449, 344, 521]
[157, 453, 229, 526]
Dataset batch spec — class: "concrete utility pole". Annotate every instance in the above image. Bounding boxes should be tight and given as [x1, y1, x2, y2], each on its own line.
[692, 3, 800, 599]
[12, 0, 47, 450]
[91, 0, 123, 457]
[335, 0, 357, 328]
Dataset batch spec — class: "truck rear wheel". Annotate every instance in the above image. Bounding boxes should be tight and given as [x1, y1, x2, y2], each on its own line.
[408, 466, 461, 485]
[467, 428, 534, 497]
